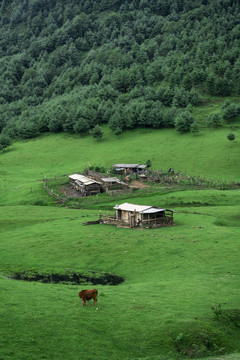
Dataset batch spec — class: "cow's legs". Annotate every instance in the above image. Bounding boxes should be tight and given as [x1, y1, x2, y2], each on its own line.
[94, 297, 97, 306]
[82, 299, 86, 306]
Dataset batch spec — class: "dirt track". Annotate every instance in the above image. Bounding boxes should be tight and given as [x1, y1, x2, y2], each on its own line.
[129, 180, 150, 189]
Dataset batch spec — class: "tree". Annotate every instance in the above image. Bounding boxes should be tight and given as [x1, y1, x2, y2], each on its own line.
[222, 103, 238, 123]
[175, 111, 195, 133]
[190, 121, 199, 134]
[108, 111, 124, 132]
[73, 118, 90, 134]
[17, 119, 40, 139]
[173, 87, 189, 108]
[91, 125, 103, 140]
[0, 134, 11, 151]
[215, 78, 233, 96]
[227, 133, 235, 141]
[207, 113, 222, 128]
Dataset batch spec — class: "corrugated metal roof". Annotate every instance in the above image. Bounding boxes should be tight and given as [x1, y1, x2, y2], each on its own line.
[113, 164, 140, 169]
[114, 203, 152, 212]
[69, 174, 101, 185]
[101, 177, 120, 183]
[142, 208, 166, 214]
[112, 164, 147, 169]
[114, 202, 170, 213]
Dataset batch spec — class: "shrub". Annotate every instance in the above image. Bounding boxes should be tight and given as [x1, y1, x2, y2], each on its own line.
[114, 127, 122, 135]
[73, 118, 90, 134]
[227, 133, 235, 141]
[222, 103, 238, 123]
[175, 111, 195, 133]
[0, 134, 12, 150]
[190, 121, 199, 134]
[91, 125, 103, 140]
[207, 113, 222, 128]
[146, 159, 152, 168]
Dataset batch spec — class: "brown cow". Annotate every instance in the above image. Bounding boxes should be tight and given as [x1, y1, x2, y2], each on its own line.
[79, 289, 98, 306]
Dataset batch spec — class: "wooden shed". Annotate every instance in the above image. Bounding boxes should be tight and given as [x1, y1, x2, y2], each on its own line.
[112, 164, 147, 175]
[69, 174, 101, 196]
[101, 177, 129, 190]
[113, 202, 174, 228]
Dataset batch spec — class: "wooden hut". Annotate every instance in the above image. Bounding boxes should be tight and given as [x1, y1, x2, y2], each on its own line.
[112, 164, 147, 175]
[101, 177, 129, 190]
[69, 174, 101, 196]
[113, 202, 174, 228]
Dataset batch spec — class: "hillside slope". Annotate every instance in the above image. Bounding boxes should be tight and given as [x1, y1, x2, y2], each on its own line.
[0, 0, 240, 140]
[0, 126, 240, 208]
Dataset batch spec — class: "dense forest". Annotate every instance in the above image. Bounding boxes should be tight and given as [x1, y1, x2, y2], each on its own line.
[0, 0, 240, 143]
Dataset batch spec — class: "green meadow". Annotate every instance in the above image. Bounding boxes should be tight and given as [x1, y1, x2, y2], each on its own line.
[0, 125, 240, 360]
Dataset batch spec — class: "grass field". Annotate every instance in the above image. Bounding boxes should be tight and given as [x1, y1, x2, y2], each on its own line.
[0, 123, 240, 360]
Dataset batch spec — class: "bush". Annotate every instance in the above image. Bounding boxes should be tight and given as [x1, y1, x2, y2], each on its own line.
[91, 125, 103, 140]
[146, 159, 152, 168]
[17, 120, 40, 139]
[222, 103, 238, 123]
[227, 133, 235, 141]
[73, 118, 90, 134]
[207, 113, 222, 128]
[190, 121, 199, 134]
[175, 111, 195, 133]
[0, 134, 12, 150]
[34, 200, 47, 206]
[114, 127, 122, 135]
[94, 166, 101, 172]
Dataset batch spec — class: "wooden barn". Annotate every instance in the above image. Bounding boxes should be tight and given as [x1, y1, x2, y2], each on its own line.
[101, 177, 129, 190]
[69, 174, 101, 196]
[113, 202, 174, 228]
[112, 164, 147, 175]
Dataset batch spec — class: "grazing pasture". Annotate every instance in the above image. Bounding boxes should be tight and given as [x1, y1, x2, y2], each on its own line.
[0, 126, 240, 360]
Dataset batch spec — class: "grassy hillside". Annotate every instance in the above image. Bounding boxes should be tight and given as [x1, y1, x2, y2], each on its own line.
[0, 128, 240, 359]
[0, 203, 240, 360]
[0, 125, 240, 206]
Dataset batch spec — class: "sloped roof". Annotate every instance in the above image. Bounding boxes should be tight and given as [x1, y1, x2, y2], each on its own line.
[114, 203, 151, 212]
[142, 208, 166, 214]
[112, 164, 147, 169]
[114, 202, 172, 213]
[113, 164, 140, 169]
[69, 174, 101, 185]
[101, 177, 121, 183]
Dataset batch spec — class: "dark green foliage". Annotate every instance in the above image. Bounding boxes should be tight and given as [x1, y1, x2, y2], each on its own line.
[227, 133, 235, 141]
[146, 159, 151, 168]
[9, 269, 125, 285]
[0, 134, 11, 150]
[173, 325, 230, 359]
[17, 115, 40, 138]
[0, 0, 240, 139]
[190, 121, 199, 134]
[207, 113, 222, 128]
[73, 118, 90, 135]
[109, 110, 125, 132]
[212, 304, 240, 328]
[175, 111, 195, 133]
[114, 127, 122, 135]
[222, 101, 239, 123]
[91, 124, 103, 140]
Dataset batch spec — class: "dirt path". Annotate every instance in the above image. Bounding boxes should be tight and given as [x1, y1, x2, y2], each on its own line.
[129, 180, 150, 189]
[60, 185, 82, 198]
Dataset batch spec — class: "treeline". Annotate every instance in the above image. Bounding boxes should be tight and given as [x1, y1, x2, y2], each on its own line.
[0, 0, 240, 140]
